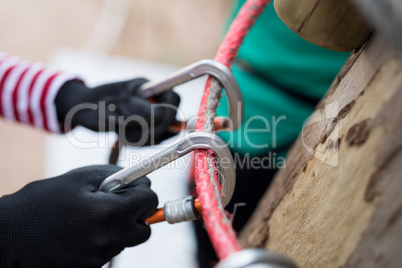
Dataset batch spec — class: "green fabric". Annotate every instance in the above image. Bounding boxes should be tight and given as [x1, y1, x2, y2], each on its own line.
[217, 1, 350, 157]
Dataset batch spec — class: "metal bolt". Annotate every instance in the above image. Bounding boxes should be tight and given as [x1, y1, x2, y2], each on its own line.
[164, 196, 200, 224]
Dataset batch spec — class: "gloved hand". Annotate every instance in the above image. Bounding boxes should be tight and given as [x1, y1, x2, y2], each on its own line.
[55, 79, 181, 145]
[0, 165, 158, 268]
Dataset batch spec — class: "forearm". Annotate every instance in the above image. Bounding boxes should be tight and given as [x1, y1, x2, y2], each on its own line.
[0, 52, 180, 144]
[0, 52, 80, 133]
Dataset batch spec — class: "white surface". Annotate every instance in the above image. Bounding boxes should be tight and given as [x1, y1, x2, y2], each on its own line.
[45, 48, 207, 267]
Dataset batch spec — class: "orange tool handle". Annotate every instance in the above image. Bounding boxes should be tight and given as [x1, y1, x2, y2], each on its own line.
[149, 96, 228, 133]
[168, 120, 187, 133]
[168, 118, 228, 133]
[145, 198, 202, 225]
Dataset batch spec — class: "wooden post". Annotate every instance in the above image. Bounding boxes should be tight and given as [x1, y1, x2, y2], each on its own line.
[239, 34, 402, 268]
[274, 0, 372, 51]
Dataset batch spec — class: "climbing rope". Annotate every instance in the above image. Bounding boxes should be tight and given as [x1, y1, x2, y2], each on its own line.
[194, 0, 271, 260]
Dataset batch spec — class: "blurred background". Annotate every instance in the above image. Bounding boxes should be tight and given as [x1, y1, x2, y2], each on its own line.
[0, 0, 232, 267]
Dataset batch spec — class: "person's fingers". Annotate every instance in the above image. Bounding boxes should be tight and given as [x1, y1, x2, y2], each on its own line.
[116, 184, 159, 219]
[126, 78, 148, 96]
[152, 131, 178, 144]
[116, 78, 166, 123]
[112, 90, 181, 145]
[89, 78, 148, 98]
[152, 107, 178, 137]
[155, 90, 181, 107]
[115, 97, 159, 122]
[62, 165, 122, 186]
[123, 119, 180, 145]
[126, 176, 152, 188]
[151, 92, 180, 137]
[152, 90, 180, 125]
[111, 176, 152, 194]
[122, 223, 152, 247]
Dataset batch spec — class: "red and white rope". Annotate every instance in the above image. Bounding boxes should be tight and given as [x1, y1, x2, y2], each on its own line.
[194, 0, 271, 260]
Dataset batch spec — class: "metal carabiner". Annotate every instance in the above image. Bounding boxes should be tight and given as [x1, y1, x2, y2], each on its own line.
[99, 132, 236, 213]
[140, 59, 244, 132]
[216, 249, 298, 268]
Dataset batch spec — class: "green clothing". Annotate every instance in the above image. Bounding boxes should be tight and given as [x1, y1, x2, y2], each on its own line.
[217, 1, 350, 157]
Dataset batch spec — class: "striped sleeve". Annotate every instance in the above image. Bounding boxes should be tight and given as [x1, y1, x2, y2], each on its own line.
[0, 53, 81, 133]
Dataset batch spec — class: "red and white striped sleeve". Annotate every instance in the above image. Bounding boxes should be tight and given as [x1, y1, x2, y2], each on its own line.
[0, 52, 81, 133]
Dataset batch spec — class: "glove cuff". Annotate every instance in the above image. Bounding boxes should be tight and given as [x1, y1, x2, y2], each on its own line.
[55, 80, 88, 131]
[0, 188, 43, 267]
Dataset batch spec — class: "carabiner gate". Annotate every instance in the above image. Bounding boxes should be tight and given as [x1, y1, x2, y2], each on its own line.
[100, 132, 236, 224]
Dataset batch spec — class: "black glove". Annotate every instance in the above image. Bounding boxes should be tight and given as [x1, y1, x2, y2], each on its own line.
[55, 79, 181, 145]
[0, 165, 158, 268]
